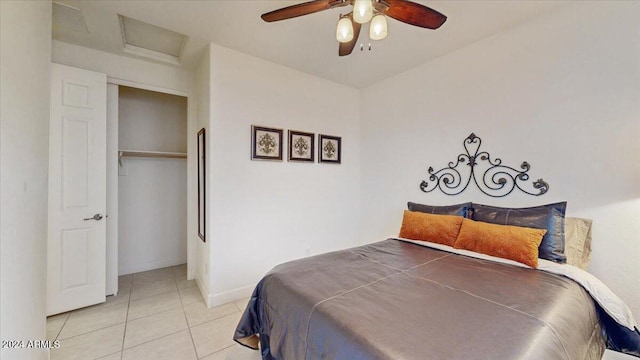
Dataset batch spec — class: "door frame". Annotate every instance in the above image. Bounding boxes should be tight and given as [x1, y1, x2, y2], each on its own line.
[105, 76, 195, 293]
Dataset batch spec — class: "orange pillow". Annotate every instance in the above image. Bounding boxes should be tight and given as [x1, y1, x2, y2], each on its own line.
[399, 211, 464, 246]
[454, 218, 546, 268]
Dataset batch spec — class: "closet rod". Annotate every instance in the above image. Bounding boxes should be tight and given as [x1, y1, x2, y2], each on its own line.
[118, 150, 187, 159]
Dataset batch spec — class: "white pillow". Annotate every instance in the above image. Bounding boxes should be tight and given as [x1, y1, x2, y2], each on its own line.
[564, 217, 593, 270]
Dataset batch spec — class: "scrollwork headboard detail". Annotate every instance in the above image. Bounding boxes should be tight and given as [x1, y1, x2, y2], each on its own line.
[419, 133, 549, 198]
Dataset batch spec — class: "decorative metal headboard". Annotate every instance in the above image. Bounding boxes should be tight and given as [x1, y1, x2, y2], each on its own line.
[419, 133, 549, 198]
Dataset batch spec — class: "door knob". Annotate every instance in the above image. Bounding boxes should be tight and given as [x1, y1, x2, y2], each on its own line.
[83, 214, 103, 221]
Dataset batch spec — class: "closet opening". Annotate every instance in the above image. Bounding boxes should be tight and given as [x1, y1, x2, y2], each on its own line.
[106, 85, 189, 295]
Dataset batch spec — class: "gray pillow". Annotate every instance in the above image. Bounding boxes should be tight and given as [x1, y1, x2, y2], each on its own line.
[407, 202, 472, 218]
[471, 202, 567, 263]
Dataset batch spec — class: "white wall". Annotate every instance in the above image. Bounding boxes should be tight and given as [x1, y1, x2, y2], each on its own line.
[52, 40, 191, 94]
[0, 2, 51, 359]
[118, 87, 187, 153]
[118, 87, 188, 274]
[193, 46, 211, 300]
[361, 0, 640, 322]
[203, 44, 361, 305]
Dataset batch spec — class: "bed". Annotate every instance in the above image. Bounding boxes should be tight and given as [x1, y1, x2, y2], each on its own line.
[234, 203, 640, 359]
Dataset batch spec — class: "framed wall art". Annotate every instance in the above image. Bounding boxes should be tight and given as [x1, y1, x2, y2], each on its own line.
[251, 125, 283, 161]
[288, 130, 315, 162]
[197, 128, 206, 242]
[318, 134, 341, 164]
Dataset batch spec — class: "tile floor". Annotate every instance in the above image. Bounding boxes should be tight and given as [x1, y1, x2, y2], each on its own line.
[47, 265, 261, 360]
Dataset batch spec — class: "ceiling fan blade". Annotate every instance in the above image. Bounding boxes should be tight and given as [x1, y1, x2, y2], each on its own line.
[385, 0, 447, 29]
[339, 19, 361, 57]
[262, 0, 344, 22]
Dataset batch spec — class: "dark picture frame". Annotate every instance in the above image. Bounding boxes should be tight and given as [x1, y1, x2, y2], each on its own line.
[318, 134, 342, 164]
[288, 130, 315, 162]
[251, 125, 283, 161]
[197, 128, 206, 242]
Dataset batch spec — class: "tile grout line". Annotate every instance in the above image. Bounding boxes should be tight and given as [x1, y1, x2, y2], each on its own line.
[54, 280, 131, 347]
[120, 276, 134, 360]
[175, 267, 201, 359]
[126, 292, 183, 322]
[52, 313, 71, 343]
[129, 279, 180, 302]
[186, 301, 244, 329]
[130, 285, 178, 302]
[53, 322, 126, 343]
[121, 270, 186, 352]
[119, 267, 189, 354]
[233, 300, 243, 312]
[119, 329, 190, 356]
[95, 350, 122, 360]
[204, 343, 237, 359]
[189, 311, 242, 335]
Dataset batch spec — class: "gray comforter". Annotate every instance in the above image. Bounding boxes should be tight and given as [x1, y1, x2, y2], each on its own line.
[234, 239, 606, 359]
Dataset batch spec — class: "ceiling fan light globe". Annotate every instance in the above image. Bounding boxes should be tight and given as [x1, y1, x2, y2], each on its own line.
[369, 14, 387, 40]
[336, 16, 354, 43]
[353, 0, 373, 24]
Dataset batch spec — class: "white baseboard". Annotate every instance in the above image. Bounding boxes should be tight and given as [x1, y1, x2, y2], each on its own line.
[194, 273, 210, 306]
[192, 273, 254, 309]
[119, 258, 186, 275]
[209, 284, 255, 308]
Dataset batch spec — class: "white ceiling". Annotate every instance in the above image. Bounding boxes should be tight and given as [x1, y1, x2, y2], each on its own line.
[52, 0, 569, 89]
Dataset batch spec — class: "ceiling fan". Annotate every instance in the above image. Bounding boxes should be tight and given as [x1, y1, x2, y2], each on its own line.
[261, 0, 447, 56]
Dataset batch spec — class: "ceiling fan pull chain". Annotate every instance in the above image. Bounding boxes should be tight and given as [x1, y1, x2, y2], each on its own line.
[359, 43, 373, 52]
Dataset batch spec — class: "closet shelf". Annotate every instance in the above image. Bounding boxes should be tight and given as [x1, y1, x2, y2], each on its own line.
[118, 150, 187, 159]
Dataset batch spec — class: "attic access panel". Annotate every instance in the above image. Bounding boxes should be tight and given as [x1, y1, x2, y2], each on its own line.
[118, 14, 187, 65]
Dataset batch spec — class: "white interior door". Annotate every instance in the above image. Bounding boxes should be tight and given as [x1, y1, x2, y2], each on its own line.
[47, 63, 107, 315]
